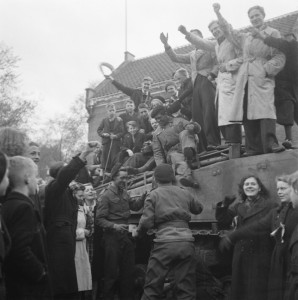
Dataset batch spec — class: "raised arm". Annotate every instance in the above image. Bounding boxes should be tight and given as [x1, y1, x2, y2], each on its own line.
[111, 79, 135, 97]
[160, 32, 191, 64]
[46, 144, 94, 195]
[213, 3, 244, 50]
[178, 25, 216, 52]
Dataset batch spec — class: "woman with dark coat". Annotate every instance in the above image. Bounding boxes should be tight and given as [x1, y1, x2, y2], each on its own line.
[216, 175, 276, 300]
[220, 175, 298, 300]
[44, 144, 94, 299]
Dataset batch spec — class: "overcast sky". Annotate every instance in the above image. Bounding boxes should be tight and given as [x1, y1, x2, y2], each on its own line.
[0, 0, 297, 119]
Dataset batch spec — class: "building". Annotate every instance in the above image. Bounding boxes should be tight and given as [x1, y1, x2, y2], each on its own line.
[85, 10, 298, 141]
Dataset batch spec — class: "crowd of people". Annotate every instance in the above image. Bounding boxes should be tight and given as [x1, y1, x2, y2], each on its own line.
[0, 2, 298, 300]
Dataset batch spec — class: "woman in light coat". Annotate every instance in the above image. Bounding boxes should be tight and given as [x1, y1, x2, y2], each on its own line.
[213, 4, 286, 155]
[73, 184, 92, 295]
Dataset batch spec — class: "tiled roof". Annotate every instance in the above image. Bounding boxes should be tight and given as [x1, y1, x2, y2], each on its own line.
[93, 10, 298, 99]
[93, 45, 194, 98]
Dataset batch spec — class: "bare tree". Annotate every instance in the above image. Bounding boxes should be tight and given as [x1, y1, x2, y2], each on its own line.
[0, 43, 36, 127]
[38, 95, 88, 161]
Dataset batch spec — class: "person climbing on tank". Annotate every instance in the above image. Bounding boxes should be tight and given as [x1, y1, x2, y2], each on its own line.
[151, 105, 201, 188]
[136, 163, 203, 300]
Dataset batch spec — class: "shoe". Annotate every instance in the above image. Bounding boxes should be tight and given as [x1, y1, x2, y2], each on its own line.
[271, 144, 285, 153]
[207, 145, 218, 151]
[282, 139, 292, 149]
[179, 178, 200, 189]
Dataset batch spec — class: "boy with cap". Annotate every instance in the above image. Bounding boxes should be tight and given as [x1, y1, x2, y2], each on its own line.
[137, 163, 203, 300]
[2, 156, 51, 299]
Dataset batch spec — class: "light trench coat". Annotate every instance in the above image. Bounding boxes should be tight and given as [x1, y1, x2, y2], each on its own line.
[218, 17, 286, 121]
[186, 33, 243, 126]
[75, 207, 92, 292]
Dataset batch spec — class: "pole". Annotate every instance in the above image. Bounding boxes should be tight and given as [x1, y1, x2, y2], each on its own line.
[125, 0, 128, 52]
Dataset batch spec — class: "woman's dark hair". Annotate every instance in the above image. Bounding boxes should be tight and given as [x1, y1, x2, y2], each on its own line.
[238, 174, 269, 201]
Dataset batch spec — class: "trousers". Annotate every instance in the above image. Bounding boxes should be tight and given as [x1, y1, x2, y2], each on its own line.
[141, 241, 196, 300]
[102, 231, 135, 300]
[192, 74, 220, 150]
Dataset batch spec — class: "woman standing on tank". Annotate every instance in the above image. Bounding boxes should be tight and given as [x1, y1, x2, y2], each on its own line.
[216, 175, 276, 300]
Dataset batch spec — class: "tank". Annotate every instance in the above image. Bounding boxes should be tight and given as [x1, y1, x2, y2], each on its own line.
[95, 149, 298, 299]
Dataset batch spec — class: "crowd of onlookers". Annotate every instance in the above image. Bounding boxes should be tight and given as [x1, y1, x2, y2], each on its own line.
[0, 2, 298, 300]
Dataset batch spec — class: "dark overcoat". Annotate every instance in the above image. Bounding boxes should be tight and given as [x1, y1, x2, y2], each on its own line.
[287, 224, 298, 300]
[226, 202, 298, 300]
[2, 191, 51, 299]
[44, 156, 85, 296]
[216, 196, 275, 300]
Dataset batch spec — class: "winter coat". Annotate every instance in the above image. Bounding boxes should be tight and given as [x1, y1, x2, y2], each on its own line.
[152, 117, 189, 166]
[44, 156, 85, 295]
[186, 32, 243, 126]
[112, 80, 152, 109]
[218, 17, 285, 121]
[216, 196, 276, 300]
[122, 131, 147, 153]
[3, 191, 51, 299]
[226, 202, 298, 300]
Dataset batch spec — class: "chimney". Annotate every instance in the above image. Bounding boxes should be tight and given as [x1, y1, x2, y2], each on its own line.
[85, 88, 95, 101]
[85, 88, 95, 113]
[124, 51, 135, 62]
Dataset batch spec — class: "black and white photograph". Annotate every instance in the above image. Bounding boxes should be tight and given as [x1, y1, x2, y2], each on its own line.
[0, 0, 298, 299]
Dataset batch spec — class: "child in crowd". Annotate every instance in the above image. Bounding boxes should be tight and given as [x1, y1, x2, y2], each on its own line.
[119, 100, 139, 132]
[2, 156, 50, 299]
[97, 103, 124, 173]
[110, 121, 147, 177]
[138, 103, 153, 134]
[122, 121, 148, 156]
